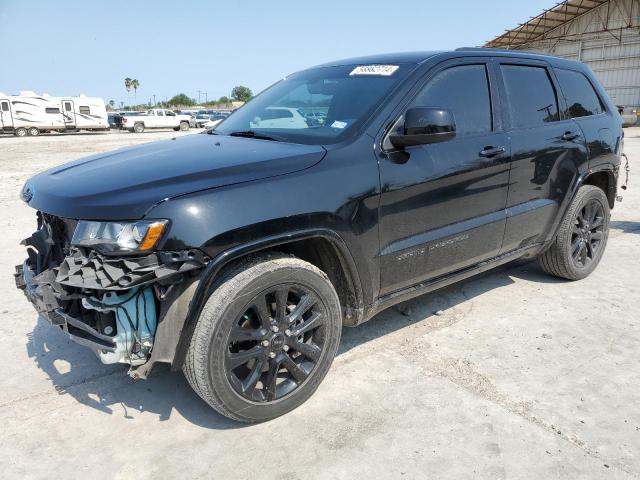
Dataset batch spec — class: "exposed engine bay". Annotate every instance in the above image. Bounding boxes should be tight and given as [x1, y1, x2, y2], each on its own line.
[15, 212, 207, 371]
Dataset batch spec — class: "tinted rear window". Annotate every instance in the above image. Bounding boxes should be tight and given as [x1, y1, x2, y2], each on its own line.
[501, 65, 559, 128]
[555, 68, 605, 118]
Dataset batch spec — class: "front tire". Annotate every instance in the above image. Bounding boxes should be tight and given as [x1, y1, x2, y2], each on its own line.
[133, 123, 145, 133]
[183, 253, 342, 422]
[179, 121, 189, 131]
[538, 185, 610, 280]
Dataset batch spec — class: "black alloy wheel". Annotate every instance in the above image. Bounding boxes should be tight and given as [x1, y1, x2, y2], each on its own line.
[183, 254, 341, 422]
[571, 198, 605, 269]
[225, 284, 327, 402]
[538, 185, 610, 280]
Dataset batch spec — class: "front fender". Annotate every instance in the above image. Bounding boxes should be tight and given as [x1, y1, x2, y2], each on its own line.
[169, 228, 363, 370]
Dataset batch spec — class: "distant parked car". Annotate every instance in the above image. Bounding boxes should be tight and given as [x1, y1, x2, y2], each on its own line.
[107, 113, 122, 129]
[194, 113, 212, 128]
[120, 108, 191, 133]
[617, 106, 637, 127]
[176, 112, 197, 128]
[249, 107, 307, 129]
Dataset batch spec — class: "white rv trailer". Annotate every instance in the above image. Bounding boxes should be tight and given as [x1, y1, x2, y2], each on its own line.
[0, 91, 108, 136]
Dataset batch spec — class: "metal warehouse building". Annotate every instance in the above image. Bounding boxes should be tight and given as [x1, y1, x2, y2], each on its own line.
[485, 0, 640, 107]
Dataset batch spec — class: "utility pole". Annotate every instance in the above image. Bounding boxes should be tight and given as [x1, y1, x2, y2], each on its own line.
[152, 94, 156, 106]
[204, 92, 208, 103]
[197, 90, 202, 104]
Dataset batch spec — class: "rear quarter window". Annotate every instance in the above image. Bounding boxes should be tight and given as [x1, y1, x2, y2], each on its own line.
[555, 68, 605, 118]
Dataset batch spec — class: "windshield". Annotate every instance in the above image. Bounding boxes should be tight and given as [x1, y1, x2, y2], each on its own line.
[215, 64, 413, 145]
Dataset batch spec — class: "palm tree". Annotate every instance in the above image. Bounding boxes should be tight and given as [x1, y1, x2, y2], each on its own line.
[131, 79, 140, 104]
[108, 99, 115, 110]
[124, 77, 132, 106]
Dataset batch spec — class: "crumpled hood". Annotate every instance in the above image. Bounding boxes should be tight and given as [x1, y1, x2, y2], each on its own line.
[23, 134, 326, 220]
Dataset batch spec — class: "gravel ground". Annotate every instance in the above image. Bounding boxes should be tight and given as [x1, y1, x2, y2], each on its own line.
[0, 128, 638, 479]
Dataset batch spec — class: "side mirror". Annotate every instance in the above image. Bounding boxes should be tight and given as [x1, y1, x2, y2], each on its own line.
[389, 107, 456, 148]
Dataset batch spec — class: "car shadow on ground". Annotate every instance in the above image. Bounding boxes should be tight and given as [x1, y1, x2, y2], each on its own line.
[26, 258, 556, 429]
[610, 220, 640, 234]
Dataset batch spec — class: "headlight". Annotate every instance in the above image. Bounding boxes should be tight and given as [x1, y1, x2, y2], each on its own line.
[71, 220, 168, 254]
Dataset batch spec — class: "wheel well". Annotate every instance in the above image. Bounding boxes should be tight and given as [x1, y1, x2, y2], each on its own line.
[583, 170, 615, 208]
[218, 237, 361, 326]
[278, 238, 360, 325]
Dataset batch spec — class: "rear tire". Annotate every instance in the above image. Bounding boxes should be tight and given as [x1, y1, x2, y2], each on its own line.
[179, 121, 189, 131]
[538, 185, 610, 280]
[14, 127, 27, 137]
[183, 253, 342, 423]
[133, 123, 144, 133]
[27, 127, 40, 136]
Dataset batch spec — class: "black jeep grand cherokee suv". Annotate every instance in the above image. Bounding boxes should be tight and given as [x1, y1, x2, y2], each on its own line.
[16, 49, 624, 422]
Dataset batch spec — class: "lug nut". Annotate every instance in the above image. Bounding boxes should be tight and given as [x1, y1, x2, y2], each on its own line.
[285, 329, 292, 336]
[269, 352, 276, 359]
[271, 325, 279, 333]
[261, 340, 269, 347]
[283, 345, 289, 352]
[260, 329, 267, 336]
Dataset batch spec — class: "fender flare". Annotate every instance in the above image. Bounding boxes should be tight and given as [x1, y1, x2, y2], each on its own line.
[171, 228, 363, 370]
[547, 163, 617, 243]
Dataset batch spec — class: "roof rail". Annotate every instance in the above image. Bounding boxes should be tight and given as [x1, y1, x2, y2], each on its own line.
[455, 47, 515, 53]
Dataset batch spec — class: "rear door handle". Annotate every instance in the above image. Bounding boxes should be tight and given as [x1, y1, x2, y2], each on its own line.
[561, 131, 581, 141]
[479, 146, 506, 158]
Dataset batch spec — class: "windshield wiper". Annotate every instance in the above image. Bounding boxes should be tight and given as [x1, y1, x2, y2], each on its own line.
[228, 130, 284, 142]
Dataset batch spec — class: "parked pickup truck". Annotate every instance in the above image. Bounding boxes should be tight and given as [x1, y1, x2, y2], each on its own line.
[121, 109, 191, 133]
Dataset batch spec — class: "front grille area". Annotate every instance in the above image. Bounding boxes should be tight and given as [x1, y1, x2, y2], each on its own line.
[16, 211, 208, 364]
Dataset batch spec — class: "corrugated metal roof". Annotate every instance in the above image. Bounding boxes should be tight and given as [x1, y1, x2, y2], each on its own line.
[485, 0, 609, 48]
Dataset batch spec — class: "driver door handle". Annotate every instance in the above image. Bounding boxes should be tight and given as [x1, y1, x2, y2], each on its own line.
[561, 131, 581, 141]
[479, 146, 506, 158]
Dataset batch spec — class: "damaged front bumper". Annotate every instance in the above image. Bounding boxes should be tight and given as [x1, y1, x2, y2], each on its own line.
[16, 213, 207, 374]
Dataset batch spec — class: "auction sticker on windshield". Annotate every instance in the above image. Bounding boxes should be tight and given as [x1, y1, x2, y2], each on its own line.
[350, 65, 399, 76]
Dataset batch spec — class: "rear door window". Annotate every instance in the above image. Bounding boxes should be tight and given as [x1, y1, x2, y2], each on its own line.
[500, 65, 559, 128]
[555, 68, 605, 118]
[411, 64, 492, 136]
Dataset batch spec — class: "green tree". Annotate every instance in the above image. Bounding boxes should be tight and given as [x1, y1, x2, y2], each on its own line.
[231, 86, 253, 103]
[109, 99, 115, 109]
[218, 96, 231, 105]
[131, 79, 140, 102]
[167, 93, 195, 107]
[124, 78, 132, 106]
